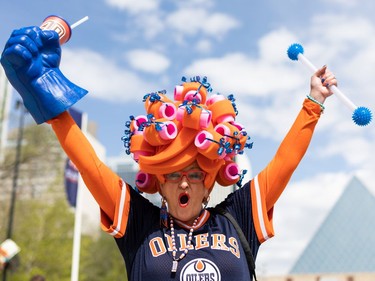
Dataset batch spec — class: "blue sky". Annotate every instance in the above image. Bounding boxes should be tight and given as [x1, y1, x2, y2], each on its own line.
[2, 0, 375, 276]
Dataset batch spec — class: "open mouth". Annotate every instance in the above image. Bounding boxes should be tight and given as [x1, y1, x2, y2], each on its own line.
[179, 193, 190, 207]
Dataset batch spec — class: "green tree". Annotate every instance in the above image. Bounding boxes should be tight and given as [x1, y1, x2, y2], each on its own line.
[80, 232, 127, 281]
[2, 119, 128, 281]
[7, 196, 75, 281]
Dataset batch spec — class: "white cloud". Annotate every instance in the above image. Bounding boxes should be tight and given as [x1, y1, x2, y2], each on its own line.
[60, 48, 157, 102]
[202, 13, 240, 39]
[105, 0, 159, 14]
[135, 14, 166, 39]
[319, 0, 358, 7]
[183, 31, 304, 98]
[257, 28, 299, 63]
[166, 8, 240, 39]
[175, 0, 215, 9]
[125, 49, 170, 74]
[323, 134, 374, 166]
[195, 39, 213, 53]
[309, 14, 375, 46]
[106, 1, 238, 44]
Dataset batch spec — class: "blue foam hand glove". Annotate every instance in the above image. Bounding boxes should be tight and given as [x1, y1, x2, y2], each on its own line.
[1, 26, 88, 124]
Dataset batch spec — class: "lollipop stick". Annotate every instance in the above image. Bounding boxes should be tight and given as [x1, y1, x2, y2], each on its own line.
[71, 16, 89, 29]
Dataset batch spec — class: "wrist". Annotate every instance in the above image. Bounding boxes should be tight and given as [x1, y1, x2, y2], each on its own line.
[309, 90, 326, 104]
[306, 95, 325, 112]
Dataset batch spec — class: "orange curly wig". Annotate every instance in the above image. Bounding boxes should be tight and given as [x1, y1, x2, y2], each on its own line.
[122, 76, 252, 194]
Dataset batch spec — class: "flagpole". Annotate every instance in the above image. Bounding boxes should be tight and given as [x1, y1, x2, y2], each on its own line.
[0, 68, 12, 164]
[70, 112, 87, 281]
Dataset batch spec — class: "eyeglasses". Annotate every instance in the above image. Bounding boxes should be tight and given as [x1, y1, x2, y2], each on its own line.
[164, 169, 206, 183]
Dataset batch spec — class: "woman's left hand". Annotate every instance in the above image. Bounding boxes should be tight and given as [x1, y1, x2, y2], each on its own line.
[309, 65, 338, 104]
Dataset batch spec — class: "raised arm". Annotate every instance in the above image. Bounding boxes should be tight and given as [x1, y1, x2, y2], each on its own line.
[0, 26, 122, 222]
[48, 111, 122, 220]
[258, 65, 337, 210]
[250, 66, 337, 243]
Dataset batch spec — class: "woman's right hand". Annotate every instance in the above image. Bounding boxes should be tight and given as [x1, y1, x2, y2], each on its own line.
[1, 26, 61, 83]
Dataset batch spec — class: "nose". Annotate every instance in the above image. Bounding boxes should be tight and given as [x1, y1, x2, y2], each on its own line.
[179, 176, 189, 189]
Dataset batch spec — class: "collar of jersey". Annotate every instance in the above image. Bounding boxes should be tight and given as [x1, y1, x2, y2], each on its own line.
[173, 209, 210, 230]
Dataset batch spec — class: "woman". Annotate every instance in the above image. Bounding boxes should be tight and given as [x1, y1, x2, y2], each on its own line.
[1, 26, 336, 280]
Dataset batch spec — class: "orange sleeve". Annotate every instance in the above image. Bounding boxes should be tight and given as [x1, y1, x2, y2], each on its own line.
[250, 99, 322, 243]
[49, 111, 131, 238]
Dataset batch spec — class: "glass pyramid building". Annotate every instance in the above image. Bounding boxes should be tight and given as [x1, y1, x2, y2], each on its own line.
[290, 176, 375, 273]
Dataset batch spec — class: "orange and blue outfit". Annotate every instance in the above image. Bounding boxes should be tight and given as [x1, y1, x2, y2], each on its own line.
[48, 99, 321, 280]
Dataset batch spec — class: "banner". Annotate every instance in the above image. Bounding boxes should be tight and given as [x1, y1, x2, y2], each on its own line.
[64, 107, 83, 207]
[64, 159, 79, 207]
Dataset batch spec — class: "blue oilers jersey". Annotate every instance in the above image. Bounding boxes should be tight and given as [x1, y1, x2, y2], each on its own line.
[116, 181, 260, 281]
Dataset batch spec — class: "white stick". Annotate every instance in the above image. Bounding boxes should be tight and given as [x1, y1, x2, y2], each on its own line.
[297, 53, 357, 111]
[71, 16, 89, 29]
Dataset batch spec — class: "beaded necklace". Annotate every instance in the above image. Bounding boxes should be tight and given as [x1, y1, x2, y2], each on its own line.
[169, 216, 198, 273]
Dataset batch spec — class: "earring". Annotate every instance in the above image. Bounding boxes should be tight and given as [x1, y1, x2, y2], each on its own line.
[160, 197, 168, 227]
[203, 196, 210, 209]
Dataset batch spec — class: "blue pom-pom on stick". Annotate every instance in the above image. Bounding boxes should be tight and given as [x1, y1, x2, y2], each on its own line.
[352, 107, 372, 126]
[287, 43, 372, 126]
[287, 43, 304, 61]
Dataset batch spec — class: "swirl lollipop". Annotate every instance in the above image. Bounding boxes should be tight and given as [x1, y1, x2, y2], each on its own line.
[287, 43, 372, 126]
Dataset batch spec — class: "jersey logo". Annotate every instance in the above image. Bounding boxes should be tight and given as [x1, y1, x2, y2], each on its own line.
[180, 258, 221, 281]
